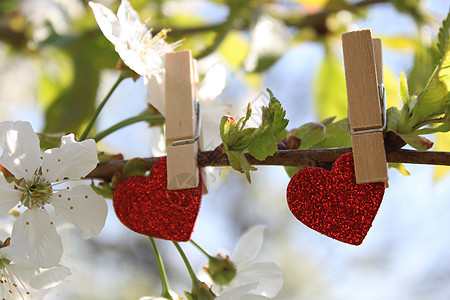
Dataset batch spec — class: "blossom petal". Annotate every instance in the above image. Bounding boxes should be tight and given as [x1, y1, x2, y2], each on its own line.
[117, 0, 142, 37]
[145, 73, 165, 115]
[233, 262, 283, 297]
[115, 44, 148, 75]
[199, 63, 227, 102]
[0, 174, 20, 215]
[0, 120, 41, 181]
[215, 283, 258, 300]
[232, 225, 265, 264]
[41, 134, 97, 182]
[11, 208, 63, 268]
[29, 264, 71, 290]
[88, 1, 121, 45]
[51, 185, 107, 239]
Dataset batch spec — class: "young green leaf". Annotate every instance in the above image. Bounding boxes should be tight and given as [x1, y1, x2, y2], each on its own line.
[246, 90, 289, 159]
[438, 11, 450, 58]
[388, 163, 411, 176]
[410, 74, 447, 127]
[314, 55, 348, 120]
[219, 89, 289, 182]
[248, 130, 278, 160]
[397, 133, 434, 151]
[293, 122, 326, 150]
[399, 72, 410, 104]
[386, 107, 401, 133]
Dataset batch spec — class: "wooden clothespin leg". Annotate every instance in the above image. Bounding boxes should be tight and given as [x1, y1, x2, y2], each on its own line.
[165, 50, 200, 190]
[192, 58, 208, 194]
[342, 30, 388, 184]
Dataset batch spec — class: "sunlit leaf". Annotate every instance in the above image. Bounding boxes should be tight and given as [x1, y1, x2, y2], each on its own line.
[38, 50, 74, 109]
[434, 132, 450, 180]
[43, 34, 118, 134]
[408, 40, 440, 95]
[410, 74, 447, 126]
[294, 122, 326, 149]
[385, 67, 402, 108]
[437, 11, 450, 58]
[290, 0, 327, 9]
[382, 36, 416, 50]
[218, 31, 249, 68]
[314, 54, 348, 121]
[399, 72, 409, 104]
[313, 118, 351, 148]
[388, 163, 411, 176]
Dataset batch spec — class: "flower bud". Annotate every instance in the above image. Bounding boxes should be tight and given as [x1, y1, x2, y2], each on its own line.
[185, 282, 216, 300]
[205, 255, 237, 286]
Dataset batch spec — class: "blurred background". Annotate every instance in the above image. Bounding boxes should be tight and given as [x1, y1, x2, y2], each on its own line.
[0, 0, 449, 299]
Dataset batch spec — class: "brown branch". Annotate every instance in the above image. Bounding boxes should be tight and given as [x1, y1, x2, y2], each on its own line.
[86, 148, 450, 181]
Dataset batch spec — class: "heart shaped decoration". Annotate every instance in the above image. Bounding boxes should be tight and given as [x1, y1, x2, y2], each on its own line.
[286, 152, 385, 245]
[113, 157, 203, 242]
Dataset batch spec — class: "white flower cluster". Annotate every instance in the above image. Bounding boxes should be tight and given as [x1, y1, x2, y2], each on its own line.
[0, 121, 108, 298]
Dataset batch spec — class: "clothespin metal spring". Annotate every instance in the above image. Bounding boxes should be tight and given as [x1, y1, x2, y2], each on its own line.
[351, 83, 386, 136]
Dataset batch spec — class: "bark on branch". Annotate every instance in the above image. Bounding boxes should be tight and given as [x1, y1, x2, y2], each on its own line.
[87, 148, 450, 181]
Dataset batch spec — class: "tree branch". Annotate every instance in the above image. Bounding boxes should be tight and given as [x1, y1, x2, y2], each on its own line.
[87, 148, 450, 181]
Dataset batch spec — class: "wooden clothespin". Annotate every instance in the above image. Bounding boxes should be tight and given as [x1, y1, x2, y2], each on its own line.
[165, 50, 200, 190]
[342, 30, 388, 184]
[192, 58, 209, 194]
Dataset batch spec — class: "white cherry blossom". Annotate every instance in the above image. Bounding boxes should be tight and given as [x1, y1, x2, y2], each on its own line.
[201, 225, 283, 300]
[0, 233, 70, 300]
[89, 0, 181, 76]
[0, 121, 108, 268]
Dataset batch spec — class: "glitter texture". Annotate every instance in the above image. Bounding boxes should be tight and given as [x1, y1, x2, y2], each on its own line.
[113, 157, 203, 242]
[286, 152, 385, 245]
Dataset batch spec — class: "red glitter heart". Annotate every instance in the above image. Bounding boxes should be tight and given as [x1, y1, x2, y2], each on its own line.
[286, 152, 385, 245]
[113, 157, 203, 242]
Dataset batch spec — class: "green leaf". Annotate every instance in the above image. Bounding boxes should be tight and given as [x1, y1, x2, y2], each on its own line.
[219, 89, 288, 182]
[294, 122, 326, 149]
[217, 31, 249, 68]
[320, 116, 336, 127]
[266, 89, 289, 137]
[248, 130, 278, 160]
[43, 34, 117, 134]
[434, 132, 450, 180]
[227, 151, 257, 183]
[439, 49, 450, 89]
[438, 11, 450, 58]
[410, 74, 447, 126]
[397, 133, 434, 150]
[232, 128, 256, 150]
[90, 181, 113, 199]
[408, 40, 440, 95]
[399, 72, 409, 104]
[220, 116, 233, 147]
[386, 107, 401, 132]
[123, 158, 147, 179]
[314, 54, 348, 121]
[38, 50, 74, 109]
[284, 166, 304, 178]
[313, 118, 351, 148]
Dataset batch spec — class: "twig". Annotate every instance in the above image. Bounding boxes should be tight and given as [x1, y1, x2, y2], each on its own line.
[87, 148, 450, 181]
